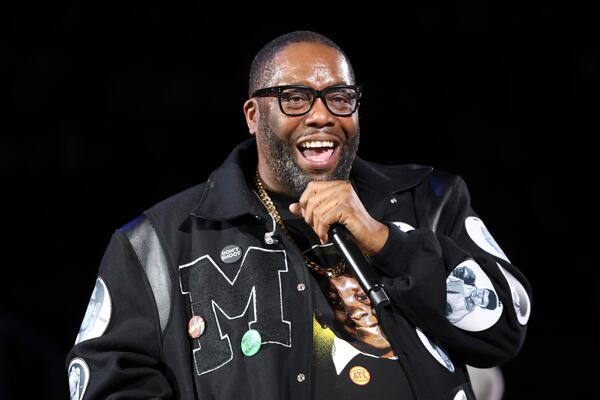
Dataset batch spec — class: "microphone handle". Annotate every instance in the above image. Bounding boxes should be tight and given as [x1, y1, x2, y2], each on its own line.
[329, 224, 390, 309]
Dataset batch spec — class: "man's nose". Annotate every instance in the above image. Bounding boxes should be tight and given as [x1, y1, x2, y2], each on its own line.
[350, 307, 368, 320]
[304, 97, 336, 128]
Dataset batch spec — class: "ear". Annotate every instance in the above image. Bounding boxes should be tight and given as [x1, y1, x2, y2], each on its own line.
[243, 99, 259, 136]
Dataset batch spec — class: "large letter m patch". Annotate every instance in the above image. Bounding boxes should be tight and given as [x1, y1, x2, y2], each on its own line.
[179, 247, 291, 375]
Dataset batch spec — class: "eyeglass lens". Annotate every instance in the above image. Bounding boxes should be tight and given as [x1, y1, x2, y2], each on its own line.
[279, 87, 358, 115]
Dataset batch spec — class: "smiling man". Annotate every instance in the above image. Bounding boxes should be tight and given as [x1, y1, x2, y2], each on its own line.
[66, 31, 530, 400]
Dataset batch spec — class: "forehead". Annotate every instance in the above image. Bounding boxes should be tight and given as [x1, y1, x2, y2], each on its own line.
[329, 275, 360, 293]
[269, 42, 352, 88]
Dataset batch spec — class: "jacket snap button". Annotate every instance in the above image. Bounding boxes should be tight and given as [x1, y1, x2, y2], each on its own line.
[296, 283, 305, 291]
[297, 373, 305, 382]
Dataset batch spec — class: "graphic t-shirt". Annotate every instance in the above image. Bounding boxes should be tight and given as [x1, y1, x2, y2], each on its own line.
[267, 188, 413, 399]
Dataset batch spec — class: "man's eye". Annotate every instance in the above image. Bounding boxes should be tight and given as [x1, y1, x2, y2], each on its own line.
[328, 297, 344, 310]
[281, 92, 309, 102]
[330, 95, 352, 103]
[356, 294, 370, 304]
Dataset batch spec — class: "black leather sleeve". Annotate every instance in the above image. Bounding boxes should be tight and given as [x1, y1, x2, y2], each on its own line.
[65, 224, 175, 399]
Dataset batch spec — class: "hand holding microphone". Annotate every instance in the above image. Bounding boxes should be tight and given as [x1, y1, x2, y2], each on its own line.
[289, 180, 390, 309]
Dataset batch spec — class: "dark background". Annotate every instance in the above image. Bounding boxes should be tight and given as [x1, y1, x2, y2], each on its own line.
[2, 2, 598, 399]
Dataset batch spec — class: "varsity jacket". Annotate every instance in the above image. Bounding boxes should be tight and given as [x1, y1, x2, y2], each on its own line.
[66, 138, 531, 400]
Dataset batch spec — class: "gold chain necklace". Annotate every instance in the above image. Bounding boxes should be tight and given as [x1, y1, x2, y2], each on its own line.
[254, 169, 347, 278]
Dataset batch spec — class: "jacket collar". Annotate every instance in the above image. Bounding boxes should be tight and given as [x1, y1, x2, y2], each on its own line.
[191, 138, 433, 221]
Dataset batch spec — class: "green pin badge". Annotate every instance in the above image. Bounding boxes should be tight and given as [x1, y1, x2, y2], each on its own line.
[241, 329, 262, 357]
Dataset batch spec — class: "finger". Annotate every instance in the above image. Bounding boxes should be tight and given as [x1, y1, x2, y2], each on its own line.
[316, 204, 346, 244]
[298, 181, 318, 209]
[301, 181, 349, 226]
[312, 199, 341, 239]
[304, 185, 344, 227]
[299, 180, 345, 209]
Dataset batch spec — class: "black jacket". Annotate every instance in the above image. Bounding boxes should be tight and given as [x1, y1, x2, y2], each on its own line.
[66, 138, 531, 399]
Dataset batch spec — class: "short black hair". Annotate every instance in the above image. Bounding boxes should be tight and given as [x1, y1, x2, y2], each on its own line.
[248, 31, 355, 97]
[485, 290, 498, 310]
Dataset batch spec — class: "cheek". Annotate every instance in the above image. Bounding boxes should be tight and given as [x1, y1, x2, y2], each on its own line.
[333, 308, 347, 319]
[341, 118, 359, 137]
[263, 108, 297, 141]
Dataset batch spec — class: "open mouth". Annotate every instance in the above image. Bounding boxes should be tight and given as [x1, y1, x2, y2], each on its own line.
[356, 325, 381, 336]
[296, 139, 340, 170]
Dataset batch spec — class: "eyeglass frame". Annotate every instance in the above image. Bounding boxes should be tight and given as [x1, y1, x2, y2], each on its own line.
[250, 84, 363, 117]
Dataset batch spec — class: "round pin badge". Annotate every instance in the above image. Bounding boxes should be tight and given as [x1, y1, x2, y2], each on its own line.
[188, 315, 206, 339]
[349, 365, 371, 385]
[241, 329, 262, 357]
[220, 245, 243, 264]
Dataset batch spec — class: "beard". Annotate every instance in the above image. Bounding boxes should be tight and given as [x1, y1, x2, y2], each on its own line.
[257, 110, 360, 197]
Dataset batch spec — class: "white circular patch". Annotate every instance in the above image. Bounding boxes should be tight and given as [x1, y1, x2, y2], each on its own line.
[445, 260, 503, 331]
[68, 358, 90, 400]
[75, 277, 112, 344]
[415, 327, 454, 372]
[453, 389, 468, 400]
[497, 263, 531, 325]
[465, 217, 509, 262]
[391, 221, 415, 232]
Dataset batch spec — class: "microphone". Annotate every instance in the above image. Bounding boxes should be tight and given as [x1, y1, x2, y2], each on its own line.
[328, 224, 390, 311]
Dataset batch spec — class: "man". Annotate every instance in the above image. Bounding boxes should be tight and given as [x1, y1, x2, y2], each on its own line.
[445, 265, 499, 324]
[66, 31, 531, 399]
[446, 286, 498, 324]
[310, 272, 412, 397]
[326, 273, 395, 358]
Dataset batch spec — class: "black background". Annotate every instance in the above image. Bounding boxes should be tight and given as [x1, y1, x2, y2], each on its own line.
[2, 2, 598, 398]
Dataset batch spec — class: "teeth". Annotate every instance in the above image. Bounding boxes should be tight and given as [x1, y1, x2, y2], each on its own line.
[299, 140, 335, 149]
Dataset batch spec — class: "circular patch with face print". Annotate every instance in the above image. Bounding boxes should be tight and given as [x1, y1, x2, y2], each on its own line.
[497, 263, 531, 325]
[75, 277, 112, 344]
[415, 327, 455, 372]
[465, 216, 509, 262]
[445, 260, 503, 331]
[68, 358, 90, 400]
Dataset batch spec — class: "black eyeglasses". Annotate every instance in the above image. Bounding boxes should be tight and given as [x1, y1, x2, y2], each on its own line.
[251, 84, 362, 117]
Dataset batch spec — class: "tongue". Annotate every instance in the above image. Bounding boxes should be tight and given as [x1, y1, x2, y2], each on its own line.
[302, 148, 334, 162]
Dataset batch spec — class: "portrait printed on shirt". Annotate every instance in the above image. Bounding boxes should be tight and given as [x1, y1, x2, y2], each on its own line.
[306, 241, 395, 358]
[312, 266, 414, 395]
[324, 272, 396, 359]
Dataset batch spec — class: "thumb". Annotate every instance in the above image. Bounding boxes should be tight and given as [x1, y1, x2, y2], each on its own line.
[289, 203, 302, 216]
